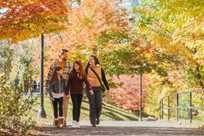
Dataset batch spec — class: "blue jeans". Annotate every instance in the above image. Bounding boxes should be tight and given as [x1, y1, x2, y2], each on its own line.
[71, 94, 83, 122]
[88, 87, 102, 125]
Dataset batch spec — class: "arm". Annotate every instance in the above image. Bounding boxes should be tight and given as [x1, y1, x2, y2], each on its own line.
[65, 73, 71, 96]
[47, 65, 55, 98]
[83, 73, 93, 93]
[84, 77, 92, 91]
[101, 68, 109, 90]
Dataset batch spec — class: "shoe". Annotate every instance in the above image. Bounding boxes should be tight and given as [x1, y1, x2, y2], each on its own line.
[72, 121, 80, 128]
[54, 119, 58, 127]
[96, 118, 100, 125]
[75, 122, 80, 128]
[58, 117, 64, 128]
[71, 121, 77, 128]
[92, 123, 96, 127]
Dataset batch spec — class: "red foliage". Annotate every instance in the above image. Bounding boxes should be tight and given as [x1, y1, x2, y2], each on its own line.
[108, 75, 149, 111]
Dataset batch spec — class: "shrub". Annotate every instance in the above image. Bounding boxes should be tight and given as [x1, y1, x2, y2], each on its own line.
[0, 45, 35, 136]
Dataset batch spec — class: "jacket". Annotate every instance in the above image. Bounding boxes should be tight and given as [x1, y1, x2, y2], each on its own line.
[46, 60, 71, 97]
[66, 70, 92, 94]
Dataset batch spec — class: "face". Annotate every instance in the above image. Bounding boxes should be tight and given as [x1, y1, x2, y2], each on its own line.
[89, 56, 95, 66]
[56, 69, 63, 76]
[74, 63, 80, 71]
[62, 72, 68, 79]
[61, 52, 67, 61]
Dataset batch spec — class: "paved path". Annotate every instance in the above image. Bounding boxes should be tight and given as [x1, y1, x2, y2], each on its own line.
[33, 121, 204, 136]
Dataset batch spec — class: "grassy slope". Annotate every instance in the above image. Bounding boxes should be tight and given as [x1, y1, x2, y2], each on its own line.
[31, 96, 138, 126]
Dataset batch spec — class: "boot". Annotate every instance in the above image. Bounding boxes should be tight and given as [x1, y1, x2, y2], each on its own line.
[58, 117, 64, 128]
[63, 120, 66, 127]
[54, 119, 58, 127]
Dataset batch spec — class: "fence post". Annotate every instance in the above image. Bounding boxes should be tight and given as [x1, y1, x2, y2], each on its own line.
[160, 101, 161, 119]
[161, 99, 164, 120]
[168, 96, 170, 121]
[176, 93, 179, 121]
[139, 73, 143, 121]
[189, 91, 192, 123]
[160, 101, 162, 120]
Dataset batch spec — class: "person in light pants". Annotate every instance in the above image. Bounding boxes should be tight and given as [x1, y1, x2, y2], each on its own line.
[58, 49, 71, 127]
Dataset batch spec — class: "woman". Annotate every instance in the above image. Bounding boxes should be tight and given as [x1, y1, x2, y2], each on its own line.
[48, 63, 68, 128]
[67, 60, 91, 128]
[85, 55, 109, 127]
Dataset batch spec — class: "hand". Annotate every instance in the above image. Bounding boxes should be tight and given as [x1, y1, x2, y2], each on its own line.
[45, 90, 48, 95]
[65, 95, 70, 98]
[62, 74, 68, 80]
[63, 95, 69, 100]
[102, 91, 107, 97]
[50, 97, 54, 101]
[89, 90, 94, 96]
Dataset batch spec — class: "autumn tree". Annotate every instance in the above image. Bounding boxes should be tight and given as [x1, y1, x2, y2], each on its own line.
[41, 0, 129, 77]
[132, 0, 204, 116]
[0, 0, 68, 42]
[0, 0, 69, 135]
[98, 0, 204, 116]
[135, 0, 204, 90]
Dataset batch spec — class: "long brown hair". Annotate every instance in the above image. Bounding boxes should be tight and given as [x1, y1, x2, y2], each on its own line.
[85, 55, 100, 74]
[73, 60, 84, 79]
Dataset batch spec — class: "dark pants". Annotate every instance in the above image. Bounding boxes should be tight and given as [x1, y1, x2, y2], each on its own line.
[53, 97, 63, 119]
[88, 87, 102, 125]
[71, 94, 83, 122]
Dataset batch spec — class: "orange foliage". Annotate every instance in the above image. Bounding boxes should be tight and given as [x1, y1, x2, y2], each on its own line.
[0, 0, 68, 42]
[41, 0, 128, 77]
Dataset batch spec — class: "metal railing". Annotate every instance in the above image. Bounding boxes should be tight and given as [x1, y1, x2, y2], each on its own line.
[160, 96, 171, 120]
[176, 92, 193, 123]
[160, 90, 203, 123]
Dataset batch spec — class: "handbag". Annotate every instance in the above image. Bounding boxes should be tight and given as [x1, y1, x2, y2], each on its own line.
[90, 67, 106, 92]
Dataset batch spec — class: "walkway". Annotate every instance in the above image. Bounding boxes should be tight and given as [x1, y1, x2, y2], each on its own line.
[32, 121, 204, 136]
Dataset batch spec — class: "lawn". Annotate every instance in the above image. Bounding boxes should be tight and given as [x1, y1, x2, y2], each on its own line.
[31, 95, 138, 126]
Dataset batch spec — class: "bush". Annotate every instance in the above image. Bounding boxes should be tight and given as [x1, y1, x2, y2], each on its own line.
[0, 76, 35, 135]
[0, 45, 36, 136]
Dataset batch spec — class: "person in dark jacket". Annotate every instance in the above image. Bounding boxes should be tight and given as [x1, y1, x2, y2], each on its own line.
[47, 62, 68, 128]
[46, 49, 71, 127]
[85, 55, 109, 127]
[67, 60, 91, 128]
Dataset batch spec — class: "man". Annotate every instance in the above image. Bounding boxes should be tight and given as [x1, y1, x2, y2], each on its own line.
[47, 49, 71, 127]
[59, 49, 72, 127]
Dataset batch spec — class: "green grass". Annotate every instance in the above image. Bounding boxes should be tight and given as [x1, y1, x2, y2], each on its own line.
[31, 96, 138, 126]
